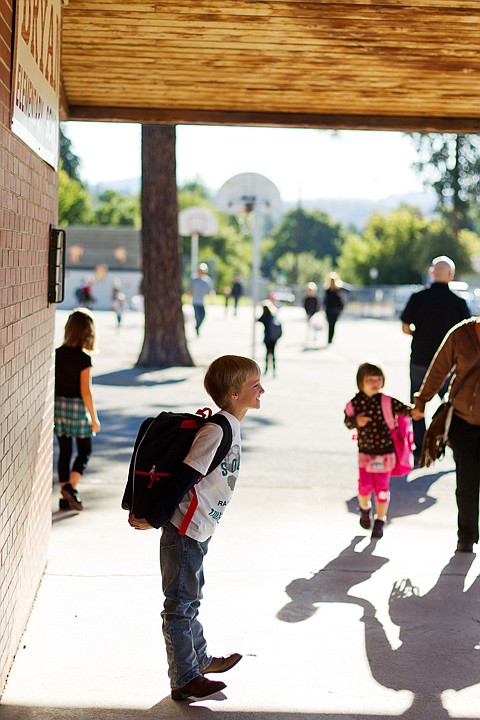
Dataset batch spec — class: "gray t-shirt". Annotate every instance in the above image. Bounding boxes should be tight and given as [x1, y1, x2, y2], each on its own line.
[188, 275, 214, 305]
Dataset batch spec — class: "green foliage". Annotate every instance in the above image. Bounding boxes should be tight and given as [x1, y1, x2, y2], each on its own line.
[93, 189, 140, 227]
[58, 169, 93, 226]
[267, 207, 344, 265]
[276, 252, 333, 286]
[415, 220, 473, 277]
[178, 178, 211, 204]
[409, 133, 480, 233]
[337, 207, 425, 284]
[60, 125, 82, 182]
[337, 205, 478, 284]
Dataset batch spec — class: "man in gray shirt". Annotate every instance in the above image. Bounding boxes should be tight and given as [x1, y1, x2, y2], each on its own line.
[187, 263, 215, 335]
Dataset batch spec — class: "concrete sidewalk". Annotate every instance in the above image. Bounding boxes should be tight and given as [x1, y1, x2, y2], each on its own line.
[2, 305, 480, 720]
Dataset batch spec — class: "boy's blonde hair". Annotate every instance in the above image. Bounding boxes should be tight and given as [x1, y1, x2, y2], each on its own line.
[63, 309, 96, 351]
[356, 362, 385, 391]
[204, 355, 260, 408]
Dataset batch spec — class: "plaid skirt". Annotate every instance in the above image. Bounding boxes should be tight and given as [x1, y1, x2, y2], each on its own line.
[54, 396, 92, 438]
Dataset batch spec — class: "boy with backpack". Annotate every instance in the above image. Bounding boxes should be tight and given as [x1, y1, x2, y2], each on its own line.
[344, 362, 413, 539]
[128, 355, 264, 701]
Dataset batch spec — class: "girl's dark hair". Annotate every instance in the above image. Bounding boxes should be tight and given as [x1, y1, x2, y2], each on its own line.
[356, 362, 385, 391]
[63, 309, 96, 351]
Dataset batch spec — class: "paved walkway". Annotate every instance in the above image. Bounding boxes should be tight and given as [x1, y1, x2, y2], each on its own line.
[2, 304, 480, 720]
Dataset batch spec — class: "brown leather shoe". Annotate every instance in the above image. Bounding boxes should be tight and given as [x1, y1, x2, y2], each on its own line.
[201, 653, 242, 674]
[171, 675, 226, 701]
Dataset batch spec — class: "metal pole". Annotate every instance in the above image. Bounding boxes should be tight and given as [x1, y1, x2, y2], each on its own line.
[251, 205, 260, 359]
[191, 231, 199, 276]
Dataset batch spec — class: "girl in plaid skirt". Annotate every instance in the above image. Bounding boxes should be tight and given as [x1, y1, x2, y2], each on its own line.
[54, 309, 101, 510]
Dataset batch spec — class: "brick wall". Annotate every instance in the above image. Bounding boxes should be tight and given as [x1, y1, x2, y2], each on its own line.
[0, 2, 57, 696]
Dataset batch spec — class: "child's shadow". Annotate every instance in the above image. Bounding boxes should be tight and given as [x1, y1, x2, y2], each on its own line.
[346, 469, 452, 521]
[277, 535, 388, 623]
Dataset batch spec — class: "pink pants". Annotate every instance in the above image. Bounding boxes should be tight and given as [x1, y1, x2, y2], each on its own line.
[358, 467, 391, 504]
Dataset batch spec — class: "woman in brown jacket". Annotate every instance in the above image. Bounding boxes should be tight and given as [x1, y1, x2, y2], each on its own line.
[413, 317, 480, 552]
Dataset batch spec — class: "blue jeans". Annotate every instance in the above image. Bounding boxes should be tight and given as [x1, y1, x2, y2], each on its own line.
[160, 522, 212, 689]
[193, 304, 206, 334]
[410, 363, 450, 459]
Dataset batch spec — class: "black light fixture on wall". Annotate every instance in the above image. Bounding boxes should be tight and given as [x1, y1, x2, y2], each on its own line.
[48, 226, 66, 304]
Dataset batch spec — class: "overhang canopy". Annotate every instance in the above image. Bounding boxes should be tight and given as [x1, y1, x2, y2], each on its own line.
[62, 1, 480, 133]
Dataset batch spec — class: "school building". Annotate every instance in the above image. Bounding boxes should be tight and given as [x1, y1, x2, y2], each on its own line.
[1, 0, 478, 697]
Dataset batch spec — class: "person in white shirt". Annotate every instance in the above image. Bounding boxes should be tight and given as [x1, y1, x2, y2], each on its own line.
[129, 355, 265, 701]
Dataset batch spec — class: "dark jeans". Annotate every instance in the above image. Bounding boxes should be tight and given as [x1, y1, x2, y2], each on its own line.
[326, 310, 341, 344]
[56, 435, 92, 484]
[193, 304, 206, 335]
[410, 363, 450, 459]
[448, 414, 480, 544]
[264, 339, 278, 373]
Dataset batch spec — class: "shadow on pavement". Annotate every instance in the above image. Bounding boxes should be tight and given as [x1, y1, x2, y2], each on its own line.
[345, 469, 453, 521]
[277, 536, 480, 719]
[94, 368, 191, 387]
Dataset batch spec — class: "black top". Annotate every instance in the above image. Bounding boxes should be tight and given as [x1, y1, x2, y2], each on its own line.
[304, 295, 319, 318]
[400, 283, 471, 366]
[231, 281, 243, 299]
[324, 288, 344, 313]
[55, 346, 92, 397]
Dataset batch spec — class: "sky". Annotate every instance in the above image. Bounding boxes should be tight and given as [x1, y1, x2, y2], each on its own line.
[62, 122, 425, 203]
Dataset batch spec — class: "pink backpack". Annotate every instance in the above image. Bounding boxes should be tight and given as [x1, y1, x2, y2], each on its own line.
[380, 394, 414, 476]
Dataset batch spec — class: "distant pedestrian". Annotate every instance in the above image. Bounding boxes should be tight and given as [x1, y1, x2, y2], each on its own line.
[187, 263, 215, 335]
[230, 274, 243, 315]
[400, 255, 470, 463]
[54, 309, 101, 511]
[303, 282, 319, 320]
[112, 291, 128, 327]
[111, 278, 122, 303]
[344, 362, 412, 540]
[303, 282, 321, 346]
[258, 301, 282, 376]
[324, 272, 345, 344]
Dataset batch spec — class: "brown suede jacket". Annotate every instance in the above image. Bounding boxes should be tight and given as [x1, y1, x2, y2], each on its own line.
[414, 318, 480, 425]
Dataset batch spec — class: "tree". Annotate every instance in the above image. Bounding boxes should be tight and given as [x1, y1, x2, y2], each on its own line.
[60, 125, 82, 182]
[58, 169, 93, 226]
[337, 207, 426, 284]
[409, 133, 480, 235]
[264, 207, 344, 282]
[93, 189, 140, 227]
[276, 252, 333, 286]
[337, 206, 477, 284]
[137, 125, 193, 368]
[415, 220, 473, 277]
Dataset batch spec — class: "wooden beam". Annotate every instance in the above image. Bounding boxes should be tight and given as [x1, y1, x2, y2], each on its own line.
[67, 105, 480, 133]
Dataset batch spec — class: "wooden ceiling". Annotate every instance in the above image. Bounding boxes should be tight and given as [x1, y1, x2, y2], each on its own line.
[61, 1, 480, 132]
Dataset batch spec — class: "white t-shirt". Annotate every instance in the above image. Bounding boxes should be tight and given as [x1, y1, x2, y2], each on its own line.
[170, 410, 241, 541]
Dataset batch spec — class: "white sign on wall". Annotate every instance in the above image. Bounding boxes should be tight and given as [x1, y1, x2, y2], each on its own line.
[11, 0, 61, 169]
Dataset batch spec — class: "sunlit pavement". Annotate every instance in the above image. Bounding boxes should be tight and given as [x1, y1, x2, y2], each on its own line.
[2, 304, 480, 720]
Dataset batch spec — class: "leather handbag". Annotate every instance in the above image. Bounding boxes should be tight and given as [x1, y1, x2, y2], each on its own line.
[419, 358, 480, 467]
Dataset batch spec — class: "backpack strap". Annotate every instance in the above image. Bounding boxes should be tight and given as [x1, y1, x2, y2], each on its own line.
[178, 414, 233, 536]
[205, 414, 233, 474]
[381, 394, 395, 430]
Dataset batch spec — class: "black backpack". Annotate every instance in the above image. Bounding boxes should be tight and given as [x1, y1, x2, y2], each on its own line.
[122, 408, 232, 528]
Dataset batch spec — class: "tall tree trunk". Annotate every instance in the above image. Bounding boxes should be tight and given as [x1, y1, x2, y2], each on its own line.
[137, 125, 193, 367]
